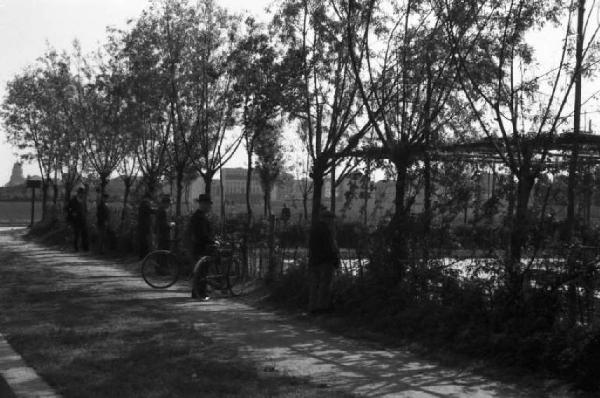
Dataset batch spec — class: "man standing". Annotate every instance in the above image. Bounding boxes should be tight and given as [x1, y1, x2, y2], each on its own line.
[155, 194, 171, 251]
[67, 187, 89, 252]
[189, 194, 214, 300]
[138, 192, 155, 260]
[308, 208, 340, 314]
[96, 192, 110, 254]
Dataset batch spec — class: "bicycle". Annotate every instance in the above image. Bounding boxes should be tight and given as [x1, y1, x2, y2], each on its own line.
[141, 237, 242, 296]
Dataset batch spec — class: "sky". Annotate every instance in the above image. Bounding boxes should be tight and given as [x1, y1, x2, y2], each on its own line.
[0, 1, 598, 186]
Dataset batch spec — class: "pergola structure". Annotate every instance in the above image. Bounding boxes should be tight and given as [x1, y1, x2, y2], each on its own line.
[351, 131, 600, 165]
[433, 132, 600, 166]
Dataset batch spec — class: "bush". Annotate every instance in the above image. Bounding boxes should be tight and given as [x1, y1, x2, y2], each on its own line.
[268, 262, 309, 309]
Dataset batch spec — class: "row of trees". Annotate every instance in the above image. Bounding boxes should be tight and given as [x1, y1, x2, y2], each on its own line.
[3, 0, 600, 312]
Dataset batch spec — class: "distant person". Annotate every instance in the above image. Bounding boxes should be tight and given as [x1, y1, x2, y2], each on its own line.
[137, 192, 155, 260]
[308, 208, 340, 314]
[66, 187, 89, 252]
[281, 203, 291, 225]
[96, 192, 110, 254]
[189, 194, 214, 300]
[155, 194, 171, 251]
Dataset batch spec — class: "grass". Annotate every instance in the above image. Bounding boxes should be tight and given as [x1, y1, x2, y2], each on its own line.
[0, 248, 355, 398]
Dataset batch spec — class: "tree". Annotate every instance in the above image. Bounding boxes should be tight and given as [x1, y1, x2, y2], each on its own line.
[71, 41, 131, 198]
[121, 7, 172, 196]
[232, 17, 283, 223]
[176, 0, 244, 197]
[272, 0, 372, 269]
[2, 49, 84, 220]
[447, 0, 600, 300]
[38, 48, 86, 207]
[344, 0, 483, 267]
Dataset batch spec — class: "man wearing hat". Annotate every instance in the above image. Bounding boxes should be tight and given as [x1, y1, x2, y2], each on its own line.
[67, 187, 89, 252]
[308, 207, 340, 313]
[155, 194, 172, 251]
[190, 193, 214, 299]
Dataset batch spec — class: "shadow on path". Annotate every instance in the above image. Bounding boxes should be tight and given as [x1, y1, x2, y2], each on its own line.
[0, 232, 573, 398]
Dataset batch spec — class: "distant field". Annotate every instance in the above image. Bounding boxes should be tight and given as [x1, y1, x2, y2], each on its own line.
[0, 201, 42, 225]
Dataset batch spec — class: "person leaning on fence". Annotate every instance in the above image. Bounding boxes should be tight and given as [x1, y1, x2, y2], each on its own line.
[137, 192, 155, 260]
[96, 192, 110, 254]
[66, 187, 89, 252]
[189, 193, 214, 300]
[308, 208, 340, 314]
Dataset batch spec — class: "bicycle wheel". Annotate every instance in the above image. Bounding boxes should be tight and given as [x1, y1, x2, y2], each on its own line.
[141, 250, 179, 289]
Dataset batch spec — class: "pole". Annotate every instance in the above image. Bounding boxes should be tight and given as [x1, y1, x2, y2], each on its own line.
[567, 0, 585, 233]
[566, 0, 586, 327]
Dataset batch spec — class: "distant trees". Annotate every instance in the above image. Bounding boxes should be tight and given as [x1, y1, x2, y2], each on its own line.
[255, 120, 286, 217]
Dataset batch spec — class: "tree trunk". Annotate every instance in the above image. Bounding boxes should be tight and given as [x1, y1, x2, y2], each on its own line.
[63, 185, 72, 209]
[120, 179, 132, 231]
[246, 151, 253, 221]
[330, 166, 336, 213]
[174, 168, 184, 245]
[219, 167, 225, 225]
[389, 156, 409, 267]
[52, 180, 58, 206]
[302, 190, 308, 221]
[242, 151, 253, 279]
[266, 214, 276, 284]
[308, 169, 325, 267]
[203, 173, 213, 196]
[363, 161, 371, 226]
[263, 184, 272, 218]
[423, 153, 432, 261]
[263, 190, 268, 217]
[41, 180, 49, 221]
[507, 168, 535, 301]
[100, 174, 109, 197]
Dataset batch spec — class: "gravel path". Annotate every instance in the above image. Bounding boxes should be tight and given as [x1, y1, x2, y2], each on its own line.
[0, 232, 576, 398]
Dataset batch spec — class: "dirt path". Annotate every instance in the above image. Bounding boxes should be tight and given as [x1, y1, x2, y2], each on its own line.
[0, 232, 575, 398]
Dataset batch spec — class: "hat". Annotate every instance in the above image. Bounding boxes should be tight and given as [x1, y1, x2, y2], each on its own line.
[196, 194, 212, 204]
[76, 187, 85, 194]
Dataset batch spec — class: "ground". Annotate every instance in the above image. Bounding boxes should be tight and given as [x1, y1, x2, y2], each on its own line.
[0, 229, 588, 397]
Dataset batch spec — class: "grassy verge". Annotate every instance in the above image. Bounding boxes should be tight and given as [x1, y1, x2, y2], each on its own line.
[0, 247, 353, 398]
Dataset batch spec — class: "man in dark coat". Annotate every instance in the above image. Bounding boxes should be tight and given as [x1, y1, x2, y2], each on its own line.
[96, 192, 110, 254]
[138, 192, 155, 259]
[189, 193, 214, 300]
[155, 194, 171, 251]
[308, 208, 340, 313]
[67, 187, 89, 252]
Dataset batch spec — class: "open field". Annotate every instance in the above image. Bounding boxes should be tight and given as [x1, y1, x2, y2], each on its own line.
[0, 201, 41, 225]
